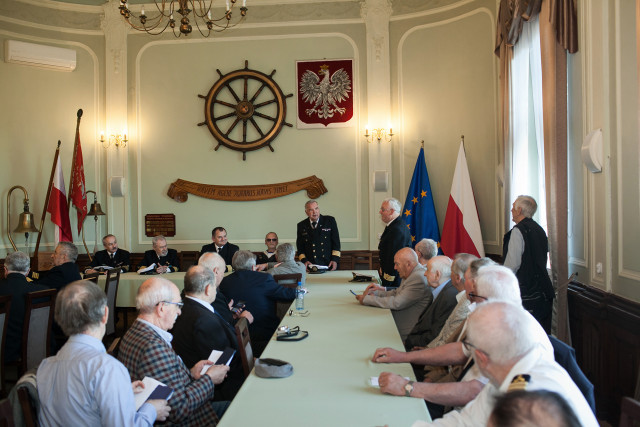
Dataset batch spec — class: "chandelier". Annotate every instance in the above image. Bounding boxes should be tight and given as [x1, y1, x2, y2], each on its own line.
[119, 0, 248, 38]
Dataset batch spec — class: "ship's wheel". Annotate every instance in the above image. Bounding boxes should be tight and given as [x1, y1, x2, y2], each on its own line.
[198, 60, 293, 160]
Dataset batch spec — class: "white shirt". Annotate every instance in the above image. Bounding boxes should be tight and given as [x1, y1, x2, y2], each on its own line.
[503, 227, 524, 272]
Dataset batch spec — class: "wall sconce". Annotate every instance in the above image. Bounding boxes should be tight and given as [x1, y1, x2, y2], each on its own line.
[100, 131, 128, 148]
[6, 185, 40, 253]
[364, 127, 394, 143]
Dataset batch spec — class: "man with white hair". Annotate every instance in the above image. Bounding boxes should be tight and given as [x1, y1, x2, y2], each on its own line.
[378, 197, 412, 288]
[296, 200, 341, 270]
[29, 241, 81, 290]
[404, 256, 458, 350]
[198, 252, 253, 326]
[415, 238, 438, 266]
[355, 248, 431, 340]
[37, 280, 170, 426]
[503, 195, 555, 332]
[412, 301, 598, 426]
[118, 277, 230, 426]
[219, 250, 296, 356]
[372, 265, 537, 417]
[266, 243, 307, 285]
[137, 235, 180, 274]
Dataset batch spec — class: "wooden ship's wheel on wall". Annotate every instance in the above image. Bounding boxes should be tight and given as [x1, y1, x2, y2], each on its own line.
[199, 60, 293, 160]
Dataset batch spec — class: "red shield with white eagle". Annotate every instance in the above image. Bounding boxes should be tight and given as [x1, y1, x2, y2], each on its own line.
[296, 59, 354, 128]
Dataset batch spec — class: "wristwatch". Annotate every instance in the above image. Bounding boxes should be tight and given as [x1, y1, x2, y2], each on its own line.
[404, 381, 414, 397]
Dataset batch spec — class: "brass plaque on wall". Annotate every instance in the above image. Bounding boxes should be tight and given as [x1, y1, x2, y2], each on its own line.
[145, 214, 176, 237]
[167, 175, 327, 202]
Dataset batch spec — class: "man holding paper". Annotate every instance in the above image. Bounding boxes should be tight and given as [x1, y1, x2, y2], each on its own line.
[37, 280, 170, 426]
[172, 265, 244, 400]
[119, 277, 230, 426]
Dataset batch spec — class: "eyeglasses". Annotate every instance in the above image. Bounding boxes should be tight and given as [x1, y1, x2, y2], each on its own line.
[469, 292, 488, 301]
[266, 238, 278, 242]
[157, 300, 184, 309]
[462, 340, 489, 357]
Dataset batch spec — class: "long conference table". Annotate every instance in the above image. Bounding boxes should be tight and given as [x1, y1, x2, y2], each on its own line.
[218, 270, 431, 426]
[97, 272, 186, 307]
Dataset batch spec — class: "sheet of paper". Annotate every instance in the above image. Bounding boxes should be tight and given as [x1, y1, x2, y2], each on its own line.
[137, 263, 156, 274]
[369, 376, 410, 387]
[134, 376, 172, 410]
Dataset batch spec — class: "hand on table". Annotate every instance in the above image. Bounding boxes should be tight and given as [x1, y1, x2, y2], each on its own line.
[378, 372, 409, 396]
[372, 347, 404, 363]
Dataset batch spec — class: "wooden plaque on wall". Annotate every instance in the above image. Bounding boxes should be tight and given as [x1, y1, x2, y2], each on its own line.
[145, 214, 176, 237]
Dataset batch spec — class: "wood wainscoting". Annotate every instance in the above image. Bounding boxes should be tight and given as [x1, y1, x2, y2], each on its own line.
[568, 281, 640, 425]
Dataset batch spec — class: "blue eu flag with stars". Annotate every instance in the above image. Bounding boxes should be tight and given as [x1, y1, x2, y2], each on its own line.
[402, 147, 440, 248]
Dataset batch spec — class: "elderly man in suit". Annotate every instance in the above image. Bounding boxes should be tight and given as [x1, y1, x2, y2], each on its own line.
[171, 266, 244, 401]
[266, 243, 307, 285]
[378, 198, 412, 288]
[118, 277, 230, 426]
[0, 251, 48, 363]
[296, 200, 341, 270]
[355, 248, 432, 340]
[403, 256, 458, 350]
[29, 241, 81, 290]
[85, 234, 131, 273]
[219, 250, 296, 357]
[137, 235, 180, 274]
[200, 227, 239, 271]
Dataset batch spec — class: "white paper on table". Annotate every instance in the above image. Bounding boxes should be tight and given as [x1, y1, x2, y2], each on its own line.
[137, 263, 156, 274]
[369, 376, 410, 387]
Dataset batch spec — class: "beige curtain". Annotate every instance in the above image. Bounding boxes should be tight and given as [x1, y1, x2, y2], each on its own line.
[495, 0, 577, 343]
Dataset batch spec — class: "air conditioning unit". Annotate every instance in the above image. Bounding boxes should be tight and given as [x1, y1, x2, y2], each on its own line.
[4, 40, 76, 72]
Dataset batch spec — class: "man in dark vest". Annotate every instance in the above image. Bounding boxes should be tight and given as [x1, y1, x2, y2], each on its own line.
[503, 195, 555, 333]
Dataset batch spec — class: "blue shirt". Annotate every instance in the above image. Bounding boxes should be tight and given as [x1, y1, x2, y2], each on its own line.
[431, 279, 451, 301]
[37, 334, 157, 427]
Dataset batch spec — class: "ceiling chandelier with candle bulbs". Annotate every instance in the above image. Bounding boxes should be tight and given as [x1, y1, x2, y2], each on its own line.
[119, 0, 248, 38]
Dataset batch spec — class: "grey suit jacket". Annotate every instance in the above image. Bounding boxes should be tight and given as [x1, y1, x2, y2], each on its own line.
[363, 264, 432, 340]
[267, 260, 307, 285]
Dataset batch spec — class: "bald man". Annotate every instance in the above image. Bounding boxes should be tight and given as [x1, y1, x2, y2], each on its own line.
[355, 248, 431, 340]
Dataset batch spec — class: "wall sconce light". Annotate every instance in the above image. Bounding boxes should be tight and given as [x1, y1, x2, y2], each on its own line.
[100, 131, 128, 148]
[364, 127, 394, 143]
[6, 185, 40, 253]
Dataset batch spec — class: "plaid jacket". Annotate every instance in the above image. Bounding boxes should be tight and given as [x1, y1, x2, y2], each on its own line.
[118, 320, 218, 426]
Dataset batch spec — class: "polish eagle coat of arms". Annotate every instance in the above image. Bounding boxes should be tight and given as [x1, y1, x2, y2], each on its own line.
[296, 59, 354, 128]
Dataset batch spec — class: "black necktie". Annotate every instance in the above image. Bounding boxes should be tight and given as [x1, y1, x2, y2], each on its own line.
[311, 221, 317, 229]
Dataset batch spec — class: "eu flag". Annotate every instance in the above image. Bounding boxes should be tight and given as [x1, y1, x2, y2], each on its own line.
[402, 147, 441, 247]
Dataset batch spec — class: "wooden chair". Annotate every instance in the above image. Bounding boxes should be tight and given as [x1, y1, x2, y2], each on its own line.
[17, 387, 37, 427]
[104, 269, 121, 337]
[0, 398, 14, 426]
[234, 317, 254, 378]
[21, 289, 56, 374]
[0, 296, 11, 397]
[350, 251, 373, 270]
[620, 396, 640, 427]
[180, 251, 200, 270]
[83, 272, 100, 284]
[107, 337, 121, 358]
[273, 274, 301, 319]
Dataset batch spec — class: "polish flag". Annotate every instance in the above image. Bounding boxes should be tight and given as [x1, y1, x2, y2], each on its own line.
[441, 141, 485, 258]
[47, 157, 73, 245]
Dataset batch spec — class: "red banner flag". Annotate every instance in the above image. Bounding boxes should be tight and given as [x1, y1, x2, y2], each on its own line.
[70, 124, 87, 233]
[48, 157, 73, 244]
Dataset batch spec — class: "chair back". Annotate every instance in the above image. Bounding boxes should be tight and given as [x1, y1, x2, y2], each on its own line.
[83, 272, 100, 284]
[273, 273, 302, 288]
[106, 337, 121, 358]
[351, 251, 373, 270]
[234, 317, 254, 377]
[620, 396, 640, 427]
[0, 295, 12, 396]
[22, 289, 56, 373]
[17, 387, 37, 427]
[104, 269, 121, 336]
[0, 398, 14, 426]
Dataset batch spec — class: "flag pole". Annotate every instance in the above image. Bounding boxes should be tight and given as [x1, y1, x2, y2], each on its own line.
[67, 109, 83, 208]
[34, 141, 62, 260]
[421, 140, 424, 149]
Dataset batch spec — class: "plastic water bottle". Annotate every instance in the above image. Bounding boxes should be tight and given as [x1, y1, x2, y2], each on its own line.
[295, 281, 305, 311]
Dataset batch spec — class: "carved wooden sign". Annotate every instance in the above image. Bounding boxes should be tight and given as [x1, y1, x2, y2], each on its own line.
[167, 175, 327, 202]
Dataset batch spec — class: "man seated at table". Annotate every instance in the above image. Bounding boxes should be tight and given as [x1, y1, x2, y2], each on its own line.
[137, 235, 180, 274]
[355, 248, 431, 340]
[372, 265, 535, 419]
[200, 227, 239, 271]
[266, 243, 306, 285]
[403, 256, 459, 350]
[410, 301, 597, 427]
[29, 241, 82, 290]
[85, 234, 131, 274]
[219, 250, 296, 357]
[0, 251, 48, 363]
[171, 266, 244, 401]
[37, 280, 170, 426]
[256, 232, 279, 265]
[118, 277, 230, 426]
[198, 252, 254, 327]
[415, 238, 438, 266]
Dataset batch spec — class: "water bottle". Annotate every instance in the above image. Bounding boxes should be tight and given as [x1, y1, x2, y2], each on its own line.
[295, 281, 305, 311]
